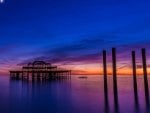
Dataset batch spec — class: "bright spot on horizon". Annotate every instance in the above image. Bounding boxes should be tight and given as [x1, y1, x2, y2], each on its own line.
[0, 0, 4, 3]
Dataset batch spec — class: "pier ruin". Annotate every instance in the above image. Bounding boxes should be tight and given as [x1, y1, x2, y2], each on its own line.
[10, 61, 71, 81]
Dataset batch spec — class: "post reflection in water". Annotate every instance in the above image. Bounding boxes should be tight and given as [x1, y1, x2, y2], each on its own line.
[104, 75, 150, 113]
[0, 75, 147, 113]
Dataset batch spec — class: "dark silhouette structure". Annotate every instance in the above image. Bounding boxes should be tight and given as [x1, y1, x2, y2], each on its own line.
[101, 48, 150, 112]
[103, 50, 108, 106]
[141, 48, 149, 105]
[132, 51, 139, 106]
[10, 61, 71, 81]
[112, 48, 119, 105]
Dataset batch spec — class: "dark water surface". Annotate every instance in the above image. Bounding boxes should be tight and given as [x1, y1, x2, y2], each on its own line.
[0, 75, 150, 113]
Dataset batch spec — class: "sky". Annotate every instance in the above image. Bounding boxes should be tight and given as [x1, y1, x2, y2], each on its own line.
[0, 0, 150, 75]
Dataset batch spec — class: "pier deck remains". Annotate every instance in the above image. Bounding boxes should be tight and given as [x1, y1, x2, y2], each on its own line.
[10, 61, 71, 81]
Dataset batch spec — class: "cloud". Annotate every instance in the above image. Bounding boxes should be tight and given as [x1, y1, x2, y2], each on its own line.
[17, 31, 150, 66]
[17, 35, 115, 65]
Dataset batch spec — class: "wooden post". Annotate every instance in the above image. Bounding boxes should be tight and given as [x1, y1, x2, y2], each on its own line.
[103, 50, 108, 106]
[112, 48, 119, 108]
[70, 71, 71, 79]
[27, 72, 29, 80]
[32, 72, 35, 81]
[37, 72, 40, 81]
[141, 48, 149, 105]
[16, 73, 19, 80]
[132, 51, 138, 105]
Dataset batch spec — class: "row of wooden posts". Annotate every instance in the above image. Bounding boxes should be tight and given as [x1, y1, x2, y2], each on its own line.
[103, 48, 149, 108]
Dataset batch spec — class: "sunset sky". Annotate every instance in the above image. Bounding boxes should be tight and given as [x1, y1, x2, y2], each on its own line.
[1, 0, 150, 75]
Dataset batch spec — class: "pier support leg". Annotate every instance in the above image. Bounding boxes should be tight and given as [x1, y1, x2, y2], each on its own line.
[27, 72, 29, 80]
[16, 73, 19, 80]
[141, 48, 149, 105]
[132, 51, 139, 106]
[103, 50, 108, 107]
[32, 72, 35, 81]
[112, 48, 119, 112]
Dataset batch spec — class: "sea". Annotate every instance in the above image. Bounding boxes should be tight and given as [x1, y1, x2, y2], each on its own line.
[0, 75, 149, 113]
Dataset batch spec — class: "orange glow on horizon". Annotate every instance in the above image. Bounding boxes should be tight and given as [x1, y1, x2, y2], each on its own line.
[67, 64, 150, 75]
[1, 62, 150, 76]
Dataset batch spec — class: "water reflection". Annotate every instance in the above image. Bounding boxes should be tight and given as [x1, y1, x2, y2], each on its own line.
[0, 75, 149, 113]
[104, 94, 109, 113]
[134, 96, 140, 113]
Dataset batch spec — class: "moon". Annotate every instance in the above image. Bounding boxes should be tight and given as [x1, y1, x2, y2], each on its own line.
[0, 0, 4, 3]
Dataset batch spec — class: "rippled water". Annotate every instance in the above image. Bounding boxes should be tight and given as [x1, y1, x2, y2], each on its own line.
[0, 75, 150, 113]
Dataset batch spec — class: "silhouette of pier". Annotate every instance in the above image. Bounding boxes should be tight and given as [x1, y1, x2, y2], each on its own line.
[10, 61, 71, 81]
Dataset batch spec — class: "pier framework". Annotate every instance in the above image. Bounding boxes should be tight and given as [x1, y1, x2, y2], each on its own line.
[10, 61, 71, 81]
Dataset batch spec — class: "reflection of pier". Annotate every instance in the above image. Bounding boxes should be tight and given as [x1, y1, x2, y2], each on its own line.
[10, 61, 71, 81]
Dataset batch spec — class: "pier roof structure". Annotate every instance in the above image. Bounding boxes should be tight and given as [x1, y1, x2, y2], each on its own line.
[10, 61, 71, 81]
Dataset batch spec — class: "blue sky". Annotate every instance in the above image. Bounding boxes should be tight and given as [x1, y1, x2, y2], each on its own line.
[0, 0, 150, 74]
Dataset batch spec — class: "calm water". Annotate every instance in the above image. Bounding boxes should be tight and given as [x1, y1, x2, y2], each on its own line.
[0, 75, 150, 113]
